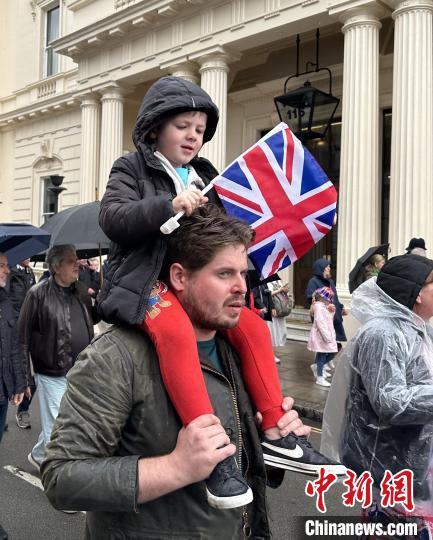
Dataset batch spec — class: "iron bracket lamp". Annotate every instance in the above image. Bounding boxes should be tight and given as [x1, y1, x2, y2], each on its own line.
[274, 30, 340, 142]
[47, 174, 66, 216]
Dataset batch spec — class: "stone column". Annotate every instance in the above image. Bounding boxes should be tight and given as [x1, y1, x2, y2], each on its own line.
[388, 0, 433, 255]
[192, 48, 239, 171]
[79, 94, 100, 203]
[169, 61, 199, 84]
[329, 4, 385, 296]
[98, 86, 125, 198]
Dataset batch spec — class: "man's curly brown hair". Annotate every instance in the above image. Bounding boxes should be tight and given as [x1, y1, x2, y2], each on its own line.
[161, 204, 254, 277]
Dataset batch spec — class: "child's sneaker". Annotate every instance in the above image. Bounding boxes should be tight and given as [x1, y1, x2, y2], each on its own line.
[316, 376, 331, 387]
[322, 365, 332, 379]
[206, 455, 253, 509]
[262, 433, 346, 475]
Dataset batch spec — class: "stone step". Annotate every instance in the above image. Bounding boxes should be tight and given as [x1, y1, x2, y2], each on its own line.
[287, 307, 312, 323]
[285, 318, 311, 342]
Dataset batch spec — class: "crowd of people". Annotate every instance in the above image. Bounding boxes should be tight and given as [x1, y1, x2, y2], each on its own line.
[0, 74, 432, 539]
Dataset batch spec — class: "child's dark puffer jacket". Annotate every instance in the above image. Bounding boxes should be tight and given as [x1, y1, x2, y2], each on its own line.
[98, 76, 220, 325]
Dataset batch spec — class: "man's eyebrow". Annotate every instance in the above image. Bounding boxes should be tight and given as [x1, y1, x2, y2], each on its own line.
[215, 266, 249, 273]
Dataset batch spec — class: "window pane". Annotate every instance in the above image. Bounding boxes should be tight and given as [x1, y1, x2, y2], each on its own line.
[45, 5, 59, 77]
[46, 48, 59, 77]
[47, 6, 59, 44]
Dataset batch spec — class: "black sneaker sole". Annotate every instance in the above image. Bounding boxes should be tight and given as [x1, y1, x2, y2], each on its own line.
[206, 486, 253, 510]
[263, 453, 347, 476]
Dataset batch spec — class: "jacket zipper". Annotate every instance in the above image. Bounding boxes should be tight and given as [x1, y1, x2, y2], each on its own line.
[226, 359, 250, 480]
[201, 363, 243, 470]
[201, 363, 251, 537]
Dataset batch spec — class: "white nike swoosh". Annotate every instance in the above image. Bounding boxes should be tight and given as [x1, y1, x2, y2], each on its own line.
[262, 441, 304, 459]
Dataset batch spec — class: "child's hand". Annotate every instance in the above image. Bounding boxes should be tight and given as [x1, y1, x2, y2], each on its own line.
[172, 188, 208, 216]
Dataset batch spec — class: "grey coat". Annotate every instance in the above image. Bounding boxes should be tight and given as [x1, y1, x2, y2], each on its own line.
[42, 327, 281, 539]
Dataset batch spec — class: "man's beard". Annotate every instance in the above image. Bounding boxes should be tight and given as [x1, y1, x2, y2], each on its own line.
[182, 290, 244, 332]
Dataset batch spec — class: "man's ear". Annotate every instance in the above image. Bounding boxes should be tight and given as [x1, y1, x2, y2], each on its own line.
[415, 292, 422, 305]
[169, 263, 187, 292]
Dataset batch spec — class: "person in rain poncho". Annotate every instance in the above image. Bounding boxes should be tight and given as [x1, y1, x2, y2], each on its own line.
[321, 254, 433, 531]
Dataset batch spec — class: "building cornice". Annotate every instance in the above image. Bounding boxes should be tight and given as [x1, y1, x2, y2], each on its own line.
[0, 0, 364, 129]
[52, 0, 344, 62]
[0, 94, 78, 130]
[53, 0, 203, 60]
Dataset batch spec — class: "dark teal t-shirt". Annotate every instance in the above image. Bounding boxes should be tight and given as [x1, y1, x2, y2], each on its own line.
[197, 338, 223, 372]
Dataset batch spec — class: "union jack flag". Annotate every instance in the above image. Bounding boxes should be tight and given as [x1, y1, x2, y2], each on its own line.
[213, 122, 337, 279]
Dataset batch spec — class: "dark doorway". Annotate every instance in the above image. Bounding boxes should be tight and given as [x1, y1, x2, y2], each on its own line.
[381, 110, 392, 245]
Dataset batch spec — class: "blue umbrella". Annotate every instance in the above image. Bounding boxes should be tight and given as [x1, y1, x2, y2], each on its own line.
[0, 223, 51, 266]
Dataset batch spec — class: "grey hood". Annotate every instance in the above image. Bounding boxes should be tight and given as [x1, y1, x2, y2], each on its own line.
[132, 76, 219, 149]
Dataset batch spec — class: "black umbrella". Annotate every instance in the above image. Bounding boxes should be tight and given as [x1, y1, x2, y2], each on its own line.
[0, 223, 51, 266]
[348, 243, 389, 293]
[32, 201, 110, 261]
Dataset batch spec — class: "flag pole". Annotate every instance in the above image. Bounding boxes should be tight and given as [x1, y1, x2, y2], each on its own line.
[159, 180, 218, 235]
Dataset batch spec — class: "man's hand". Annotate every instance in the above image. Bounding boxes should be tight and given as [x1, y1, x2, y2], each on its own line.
[342, 308, 349, 316]
[172, 188, 208, 216]
[137, 414, 235, 504]
[276, 397, 311, 437]
[10, 393, 24, 406]
[25, 386, 32, 398]
[170, 414, 235, 484]
[258, 396, 311, 439]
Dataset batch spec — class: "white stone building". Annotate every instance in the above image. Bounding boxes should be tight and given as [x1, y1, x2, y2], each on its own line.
[1, 0, 432, 317]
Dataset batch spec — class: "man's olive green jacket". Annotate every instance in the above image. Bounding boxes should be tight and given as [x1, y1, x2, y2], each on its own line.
[42, 326, 280, 539]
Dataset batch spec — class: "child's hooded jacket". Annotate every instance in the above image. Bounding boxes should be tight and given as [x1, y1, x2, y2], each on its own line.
[98, 76, 220, 325]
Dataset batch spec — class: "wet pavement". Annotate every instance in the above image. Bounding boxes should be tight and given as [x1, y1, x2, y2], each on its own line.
[274, 340, 331, 422]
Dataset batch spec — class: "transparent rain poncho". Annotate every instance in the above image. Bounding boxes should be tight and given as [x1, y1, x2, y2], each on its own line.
[321, 277, 433, 511]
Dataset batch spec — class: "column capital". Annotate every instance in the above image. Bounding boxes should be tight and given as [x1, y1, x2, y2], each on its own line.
[76, 92, 100, 106]
[94, 82, 134, 100]
[390, 0, 433, 18]
[160, 58, 200, 84]
[329, 1, 389, 28]
[190, 46, 241, 71]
